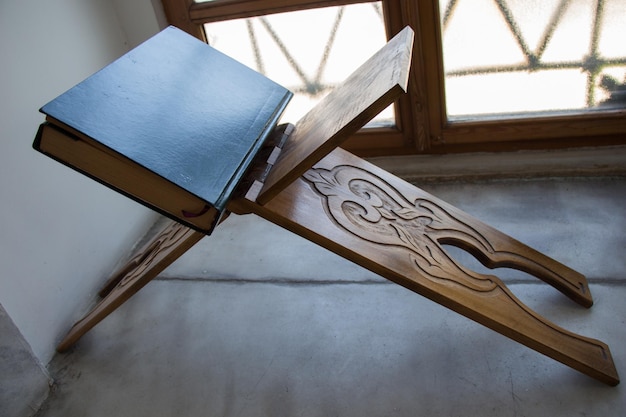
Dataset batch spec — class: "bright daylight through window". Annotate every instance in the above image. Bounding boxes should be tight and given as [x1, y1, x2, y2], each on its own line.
[202, 2, 392, 126]
[170, 0, 626, 154]
[440, 0, 626, 119]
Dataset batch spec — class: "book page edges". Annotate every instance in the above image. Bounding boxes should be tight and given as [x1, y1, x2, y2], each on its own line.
[34, 122, 220, 234]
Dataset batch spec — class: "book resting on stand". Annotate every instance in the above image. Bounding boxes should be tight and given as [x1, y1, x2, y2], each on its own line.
[34, 26, 293, 234]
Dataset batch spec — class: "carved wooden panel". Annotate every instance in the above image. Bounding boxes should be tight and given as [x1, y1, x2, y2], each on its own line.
[304, 164, 499, 294]
[57, 220, 204, 352]
[232, 147, 619, 385]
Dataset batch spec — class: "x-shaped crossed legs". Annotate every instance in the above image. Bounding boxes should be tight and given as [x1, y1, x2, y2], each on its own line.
[54, 26, 619, 386]
[58, 146, 619, 386]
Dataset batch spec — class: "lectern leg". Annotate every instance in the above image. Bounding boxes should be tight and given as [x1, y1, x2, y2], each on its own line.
[57, 147, 619, 385]
[56, 221, 204, 352]
[229, 147, 619, 386]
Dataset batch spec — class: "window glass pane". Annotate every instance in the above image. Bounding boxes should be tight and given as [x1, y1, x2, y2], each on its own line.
[440, 0, 626, 120]
[203, 2, 393, 126]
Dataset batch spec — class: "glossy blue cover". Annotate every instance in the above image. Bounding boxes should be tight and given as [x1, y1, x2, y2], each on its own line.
[40, 26, 292, 211]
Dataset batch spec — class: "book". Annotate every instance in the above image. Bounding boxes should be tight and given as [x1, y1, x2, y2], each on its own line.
[34, 26, 293, 234]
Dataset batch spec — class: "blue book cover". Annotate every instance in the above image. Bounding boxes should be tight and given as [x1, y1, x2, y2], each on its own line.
[35, 26, 292, 233]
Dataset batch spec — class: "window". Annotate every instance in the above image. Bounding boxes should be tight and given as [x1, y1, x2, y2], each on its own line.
[441, 0, 626, 118]
[161, 0, 626, 156]
[202, 3, 392, 126]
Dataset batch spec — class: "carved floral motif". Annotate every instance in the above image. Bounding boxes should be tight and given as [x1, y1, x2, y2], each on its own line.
[117, 222, 192, 289]
[303, 164, 498, 293]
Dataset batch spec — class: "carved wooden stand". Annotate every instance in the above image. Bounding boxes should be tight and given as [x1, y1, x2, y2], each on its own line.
[56, 27, 619, 386]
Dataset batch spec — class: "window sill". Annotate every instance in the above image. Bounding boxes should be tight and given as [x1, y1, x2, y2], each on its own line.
[367, 145, 626, 184]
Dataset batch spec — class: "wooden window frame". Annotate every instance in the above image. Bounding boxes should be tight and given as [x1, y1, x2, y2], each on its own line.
[161, 0, 626, 157]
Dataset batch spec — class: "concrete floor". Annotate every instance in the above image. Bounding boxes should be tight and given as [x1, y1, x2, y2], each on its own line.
[35, 176, 626, 417]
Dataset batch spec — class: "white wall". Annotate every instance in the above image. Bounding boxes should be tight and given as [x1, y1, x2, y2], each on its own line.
[0, 0, 165, 365]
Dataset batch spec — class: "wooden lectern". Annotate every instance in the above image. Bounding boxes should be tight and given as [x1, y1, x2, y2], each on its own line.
[35, 26, 619, 386]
